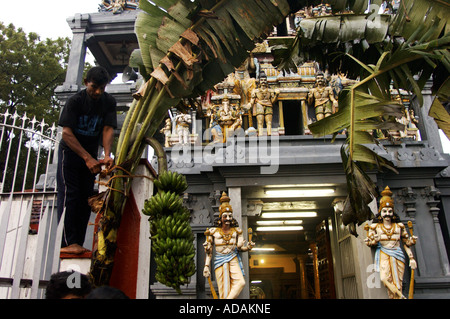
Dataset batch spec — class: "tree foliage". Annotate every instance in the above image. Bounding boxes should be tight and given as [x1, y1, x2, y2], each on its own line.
[0, 22, 70, 123]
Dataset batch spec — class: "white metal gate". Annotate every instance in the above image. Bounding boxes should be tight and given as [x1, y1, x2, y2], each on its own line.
[0, 110, 63, 299]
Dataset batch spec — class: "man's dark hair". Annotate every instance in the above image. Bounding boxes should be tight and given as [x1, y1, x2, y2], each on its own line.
[45, 270, 92, 299]
[85, 286, 130, 299]
[85, 66, 111, 86]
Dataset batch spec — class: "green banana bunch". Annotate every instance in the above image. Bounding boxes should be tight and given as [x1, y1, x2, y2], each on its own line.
[142, 170, 196, 294]
[142, 190, 183, 219]
[153, 170, 188, 195]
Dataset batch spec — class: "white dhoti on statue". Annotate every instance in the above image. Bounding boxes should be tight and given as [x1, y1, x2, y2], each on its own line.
[375, 244, 406, 298]
[214, 249, 245, 299]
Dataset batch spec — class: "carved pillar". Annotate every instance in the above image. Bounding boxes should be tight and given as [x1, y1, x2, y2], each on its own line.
[310, 242, 320, 299]
[228, 187, 250, 299]
[185, 193, 214, 299]
[64, 14, 90, 89]
[423, 186, 450, 276]
[301, 100, 309, 133]
[278, 100, 284, 129]
[298, 255, 309, 299]
[399, 187, 426, 275]
[414, 80, 444, 153]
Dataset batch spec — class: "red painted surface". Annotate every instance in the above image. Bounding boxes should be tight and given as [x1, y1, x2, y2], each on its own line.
[108, 190, 141, 299]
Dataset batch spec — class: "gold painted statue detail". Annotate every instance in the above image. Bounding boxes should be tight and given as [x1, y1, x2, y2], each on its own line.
[248, 72, 279, 136]
[364, 186, 418, 299]
[308, 71, 338, 121]
[203, 192, 254, 299]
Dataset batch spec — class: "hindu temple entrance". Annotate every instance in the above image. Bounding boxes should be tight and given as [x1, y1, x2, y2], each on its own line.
[245, 185, 341, 299]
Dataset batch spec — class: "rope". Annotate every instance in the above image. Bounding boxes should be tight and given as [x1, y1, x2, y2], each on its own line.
[95, 163, 154, 196]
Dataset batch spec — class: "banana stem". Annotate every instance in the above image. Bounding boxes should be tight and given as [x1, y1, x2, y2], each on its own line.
[126, 62, 182, 162]
[145, 137, 167, 173]
[117, 78, 156, 164]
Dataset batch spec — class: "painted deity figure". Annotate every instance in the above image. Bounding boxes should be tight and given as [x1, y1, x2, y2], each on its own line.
[308, 72, 338, 121]
[203, 192, 255, 299]
[175, 113, 191, 145]
[248, 72, 279, 136]
[365, 186, 418, 299]
[206, 104, 223, 143]
[100, 0, 139, 13]
[159, 118, 172, 147]
[218, 97, 243, 136]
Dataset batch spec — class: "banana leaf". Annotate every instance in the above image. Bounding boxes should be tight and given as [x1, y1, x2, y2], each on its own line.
[309, 27, 449, 232]
[429, 76, 450, 139]
[276, 0, 450, 233]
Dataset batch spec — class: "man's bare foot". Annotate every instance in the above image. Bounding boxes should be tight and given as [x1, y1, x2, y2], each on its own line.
[60, 244, 90, 254]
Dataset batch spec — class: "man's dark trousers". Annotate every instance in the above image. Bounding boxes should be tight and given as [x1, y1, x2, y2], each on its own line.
[56, 144, 96, 248]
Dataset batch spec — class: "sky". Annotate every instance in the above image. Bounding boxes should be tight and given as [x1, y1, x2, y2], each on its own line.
[0, 0, 100, 40]
[1, 0, 449, 153]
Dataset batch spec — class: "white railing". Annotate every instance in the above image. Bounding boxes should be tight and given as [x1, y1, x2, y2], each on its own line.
[0, 110, 63, 299]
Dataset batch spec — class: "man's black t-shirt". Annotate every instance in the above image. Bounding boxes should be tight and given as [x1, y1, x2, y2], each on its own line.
[58, 89, 117, 157]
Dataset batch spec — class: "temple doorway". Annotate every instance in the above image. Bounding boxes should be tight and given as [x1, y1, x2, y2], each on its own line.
[246, 186, 340, 299]
[282, 100, 303, 135]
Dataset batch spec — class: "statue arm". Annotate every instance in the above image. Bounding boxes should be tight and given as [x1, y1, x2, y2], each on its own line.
[400, 222, 418, 247]
[203, 229, 214, 277]
[399, 222, 417, 269]
[403, 243, 417, 269]
[307, 89, 314, 105]
[236, 228, 254, 252]
[271, 89, 280, 104]
[248, 91, 256, 107]
[364, 224, 379, 246]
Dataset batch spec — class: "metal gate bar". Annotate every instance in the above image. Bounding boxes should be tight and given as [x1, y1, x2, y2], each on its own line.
[0, 111, 62, 299]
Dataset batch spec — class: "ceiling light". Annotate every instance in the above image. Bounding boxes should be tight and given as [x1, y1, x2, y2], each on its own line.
[256, 226, 304, 232]
[263, 201, 317, 211]
[265, 188, 335, 197]
[256, 220, 303, 225]
[252, 247, 276, 251]
[261, 212, 317, 218]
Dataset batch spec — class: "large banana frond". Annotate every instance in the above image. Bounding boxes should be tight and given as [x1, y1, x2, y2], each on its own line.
[390, 0, 450, 39]
[429, 77, 450, 139]
[308, 17, 450, 233]
[91, 0, 291, 287]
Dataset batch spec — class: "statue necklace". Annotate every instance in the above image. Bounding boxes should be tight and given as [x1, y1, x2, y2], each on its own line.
[219, 227, 235, 244]
[381, 223, 396, 240]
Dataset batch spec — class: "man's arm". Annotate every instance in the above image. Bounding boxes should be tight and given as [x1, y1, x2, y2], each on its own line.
[62, 127, 102, 174]
[102, 125, 115, 169]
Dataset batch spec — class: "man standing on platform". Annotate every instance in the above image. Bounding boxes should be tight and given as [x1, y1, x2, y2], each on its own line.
[57, 66, 117, 255]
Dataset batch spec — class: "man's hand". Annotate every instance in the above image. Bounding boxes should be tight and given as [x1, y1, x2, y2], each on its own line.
[85, 156, 102, 174]
[102, 154, 114, 170]
[62, 127, 103, 175]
